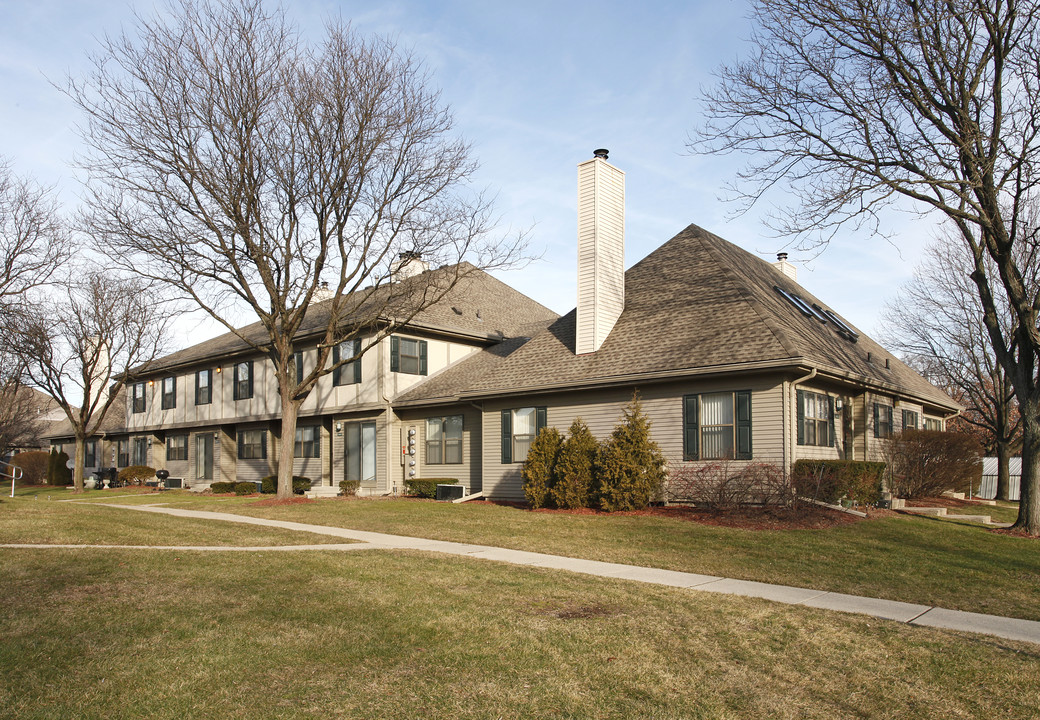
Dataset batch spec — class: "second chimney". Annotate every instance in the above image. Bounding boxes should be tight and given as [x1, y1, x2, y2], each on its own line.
[576, 149, 625, 355]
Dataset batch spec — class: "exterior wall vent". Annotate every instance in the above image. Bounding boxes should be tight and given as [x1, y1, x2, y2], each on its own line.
[576, 149, 625, 355]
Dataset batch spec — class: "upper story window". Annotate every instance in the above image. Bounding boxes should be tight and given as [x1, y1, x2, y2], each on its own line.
[873, 403, 894, 438]
[167, 434, 188, 461]
[195, 369, 213, 405]
[161, 376, 176, 409]
[295, 425, 320, 458]
[333, 339, 362, 386]
[797, 390, 833, 447]
[501, 407, 546, 464]
[902, 409, 919, 431]
[683, 391, 753, 460]
[131, 382, 146, 414]
[426, 415, 463, 464]
[390, 336, 427, 376]
[237, 429, 266, 459]
[294, 351, 304, 386]
[233, 361, 254, 401]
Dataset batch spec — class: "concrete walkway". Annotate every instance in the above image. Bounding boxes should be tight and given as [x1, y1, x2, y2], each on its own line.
[13, 501, 1040, 647]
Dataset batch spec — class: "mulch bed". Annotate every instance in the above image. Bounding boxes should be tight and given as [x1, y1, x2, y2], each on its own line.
[250, 496, 316, 507]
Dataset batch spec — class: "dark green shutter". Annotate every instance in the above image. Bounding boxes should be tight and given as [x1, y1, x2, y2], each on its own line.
[872, 403, 880, 438]
[829, 397, 836, 447]
[247, 360, 254, 398]
[260, 430, 267, 459]
[796, 389, 805, 445]
[500, 409, 512, 464]
[332, 343, 341, 385]
[683, 395, 699, 461]
[390, 336, 400, 372]
[735, 390, 752, 460]
[353, 340, 362, 383]
[419, 340, 428, 376]
[536, 407, 547, 434]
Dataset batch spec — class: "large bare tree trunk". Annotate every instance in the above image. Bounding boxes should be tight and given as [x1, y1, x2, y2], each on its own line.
[276, 384, 300, 500]
[73, 434, 86, 492]
[1016, 407, 1040, 533]
[996, 440, 1012, 503]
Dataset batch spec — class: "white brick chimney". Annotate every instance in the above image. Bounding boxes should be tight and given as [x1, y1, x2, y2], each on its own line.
[774, 252, 797, 281]
[576, 149, 625, 355]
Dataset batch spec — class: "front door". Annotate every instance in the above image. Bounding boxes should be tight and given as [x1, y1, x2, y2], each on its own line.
[345, 421, 377, 488]
[196, 433, 214, 481]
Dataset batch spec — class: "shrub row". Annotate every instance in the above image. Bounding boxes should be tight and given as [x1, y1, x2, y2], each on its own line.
[522, 394, 666, 512]
[260, 475, 311, 494]
[47, 449, 72, 486]
[791, 460, 885, 505]
[404, 478, 458, 499]
[667, 461, 792, 509]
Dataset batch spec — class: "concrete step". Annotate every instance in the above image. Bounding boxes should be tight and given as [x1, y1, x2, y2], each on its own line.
[903, 507, 947, 516]
[944, 514, 992, 524]
[305, 486, 340, 499]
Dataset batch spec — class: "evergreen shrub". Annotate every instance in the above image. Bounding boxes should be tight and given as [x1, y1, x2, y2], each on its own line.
[260, 475, 312, 494]
[521, 427, 563, 509]
[47, 449, 72, 486]
[234, 482, 258, 495]
[595, 393, 666, 512]
[338, 479, 360, 496]
[118, 465, 157, 486]
[404, 478, 458, 499]
[210, 481, 236, 494]
[551, 419, 598, 509]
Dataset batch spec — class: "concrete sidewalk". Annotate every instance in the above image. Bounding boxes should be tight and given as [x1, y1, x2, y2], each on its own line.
[50, 502, 1040, 647]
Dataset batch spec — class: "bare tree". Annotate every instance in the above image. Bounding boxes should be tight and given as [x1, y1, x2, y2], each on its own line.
[16, 273, 173, 491]
[0, 355, 49, 458]
[0, 158, 70, 313]
[69, 0, 524, 498]
[883, 241, 1021, 500]
[692, 0, 1040, 534]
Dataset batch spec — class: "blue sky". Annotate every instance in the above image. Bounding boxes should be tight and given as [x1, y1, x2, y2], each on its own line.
[0, 0, 936, 345]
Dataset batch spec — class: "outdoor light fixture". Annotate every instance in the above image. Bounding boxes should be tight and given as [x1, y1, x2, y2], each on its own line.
[335, 422, 342, 433]
[215, 367, 221, 373]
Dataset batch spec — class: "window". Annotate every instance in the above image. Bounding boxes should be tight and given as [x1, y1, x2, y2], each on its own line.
[683, 391, 752, 460]
[132, 382, 146, 413]
[233, 361, 253, 400]
[924, 417, 942, 431]
[295, 426, 320, 458]
[294, 351, 304, 386]
[117, 439, 129, 467]
[161, 376, 176, 409]
[332, 339, 362, 385]
[390, 336, 427, 375]
[797, 390, 834, 447]
[131, 437, 148, 466]
[84, 440, 97, 468]
[873, 403, 894, 438]
[902, 409, 919, 431]
[195, 370, 213, 405]
[500, 407, 546, 464]
[426, 415, 463, 464]
[344, 421, 377, 485]
[237, 429, 266, 459]
[167, 434, 188, 461]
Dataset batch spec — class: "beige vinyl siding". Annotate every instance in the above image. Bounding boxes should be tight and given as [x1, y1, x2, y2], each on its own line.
[291, 423, 331, 487]
[482, 378, 785, 501]
[793, 386, 843, 462]
[399, 405, 483, 493]
[235, 423, 273, 483]
[866, 393, 895, 462]
[331, 411, 388, 495]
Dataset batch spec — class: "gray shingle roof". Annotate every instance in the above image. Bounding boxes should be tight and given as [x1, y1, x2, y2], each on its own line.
[143, 263, 558, 373]
[397, 224, 957, 411]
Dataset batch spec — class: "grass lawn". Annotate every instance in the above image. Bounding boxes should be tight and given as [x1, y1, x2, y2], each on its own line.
[2, 547, 1039, 720]
[108, 492, 1040, 622]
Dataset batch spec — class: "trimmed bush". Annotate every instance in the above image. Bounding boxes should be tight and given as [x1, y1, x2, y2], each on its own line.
[668, 461, 791, 509]
[11, 451, 48, 486]
[595, 393, 667, 512]
[339, 479, 360, 496]
[404, 478, 458, 499]
[118, 465, 157, 486]
[47, 449, 73, 486]
[234, 482, 257, 495]
[210, 481, 237, 494]
[551, 419, 597, 509]
[260, 475, 312, 494]
[792, 459, 885, 505]
[522, 427, 564, 509]
[884, 429, 982, 499]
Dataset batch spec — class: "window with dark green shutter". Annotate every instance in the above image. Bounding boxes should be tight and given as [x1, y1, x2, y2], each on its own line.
[333, 339, 361, 385]
[501, 406, 546, 463]
[195, 369, 213, 405]
[233, 361, 253, 400]
[237, 429, 266, 459]
[682, 391, 752, 460]
[391, 336, 427, 375]
[797, 390, 833, 447]
[874, 403, 893, 438]
[902, 409, 919, 431]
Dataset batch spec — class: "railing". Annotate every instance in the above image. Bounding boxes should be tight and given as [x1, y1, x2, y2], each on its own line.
[1, 459, 23, 498]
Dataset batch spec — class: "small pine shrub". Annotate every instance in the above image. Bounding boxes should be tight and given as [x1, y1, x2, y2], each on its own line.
[404, 478, 458, 499]
[521, 427, 564, 509]
[339, 479, 360, 496]
[551, 419, 598, 509]
[11, 451, 48, 485]
[260, 475, 312, 494]
[234, 482, 257, 496]
[595, 393, 666, 512]
[210, 481, 236, 494]
[47, 448, 72, 486]
[118, 465, 157, 486]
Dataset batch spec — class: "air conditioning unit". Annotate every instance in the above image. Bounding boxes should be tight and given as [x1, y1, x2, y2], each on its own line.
[435, 483, 466, 502]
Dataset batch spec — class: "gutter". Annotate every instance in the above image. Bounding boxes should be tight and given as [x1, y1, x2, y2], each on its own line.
[786, 368, 818, 473]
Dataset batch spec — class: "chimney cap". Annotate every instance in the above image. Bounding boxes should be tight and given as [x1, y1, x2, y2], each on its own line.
[777, 252, 788, 262]
[593, 148, 609, 159]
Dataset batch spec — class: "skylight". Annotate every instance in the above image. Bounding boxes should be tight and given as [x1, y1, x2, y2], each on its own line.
[774, 286, 859, 342]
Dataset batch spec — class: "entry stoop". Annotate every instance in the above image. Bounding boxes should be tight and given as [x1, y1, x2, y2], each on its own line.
[305, 485, 341, 499]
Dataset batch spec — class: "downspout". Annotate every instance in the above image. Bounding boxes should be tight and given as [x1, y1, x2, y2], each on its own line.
[379, 335, 397, 496]
[787, 368, 817, 475]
